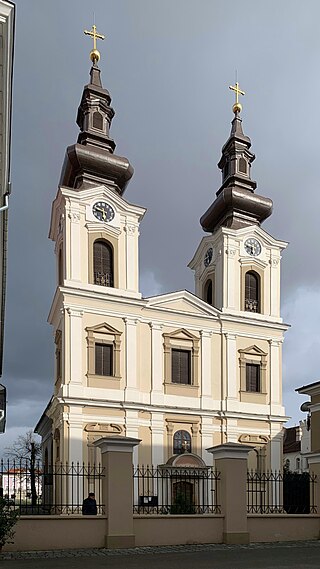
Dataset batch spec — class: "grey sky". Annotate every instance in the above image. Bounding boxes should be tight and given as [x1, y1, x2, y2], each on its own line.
[1, 0, 320, 453]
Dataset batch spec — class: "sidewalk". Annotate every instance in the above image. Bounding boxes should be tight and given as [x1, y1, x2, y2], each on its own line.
[1, 541, 320, 568]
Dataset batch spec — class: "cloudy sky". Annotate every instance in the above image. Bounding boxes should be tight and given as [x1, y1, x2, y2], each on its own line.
[1, 0, 320, 454]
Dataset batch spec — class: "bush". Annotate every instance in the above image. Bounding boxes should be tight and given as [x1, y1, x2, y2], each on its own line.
[0, 498, 19, 549]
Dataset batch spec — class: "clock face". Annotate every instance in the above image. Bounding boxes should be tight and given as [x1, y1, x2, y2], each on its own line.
[92, 201, 115, 223]
[204, 247, 213, 267]
[244, 238, 261, 257]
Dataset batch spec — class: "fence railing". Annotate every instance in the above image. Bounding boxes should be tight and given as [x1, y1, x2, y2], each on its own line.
[133, 465, 220, 515]
[0, 459, 105, 515]
[247, 470, 317, 514]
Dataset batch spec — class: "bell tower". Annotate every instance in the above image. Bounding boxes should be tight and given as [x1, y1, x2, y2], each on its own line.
[189, 83, 287, 320]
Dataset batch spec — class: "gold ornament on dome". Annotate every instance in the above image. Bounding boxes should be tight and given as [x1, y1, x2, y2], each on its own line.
[84, 24, 105, 64]
[229, 81, 245, 114]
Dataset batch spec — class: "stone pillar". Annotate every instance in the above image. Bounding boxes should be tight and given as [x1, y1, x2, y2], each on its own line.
[305, 453, 320, 515]
[207, 442, 252, 544]
[94, 436, 141, 549]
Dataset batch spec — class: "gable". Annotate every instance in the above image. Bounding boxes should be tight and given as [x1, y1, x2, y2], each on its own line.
[145, 291, 220, 318]
[238, 345, 267, 357]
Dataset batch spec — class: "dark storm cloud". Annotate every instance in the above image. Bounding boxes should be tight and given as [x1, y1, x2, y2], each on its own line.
[2, 0, 320, 446]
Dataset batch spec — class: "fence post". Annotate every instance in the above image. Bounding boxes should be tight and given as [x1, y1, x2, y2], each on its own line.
[207, 442, 252, 544]
[94, 436, 141, 549]
[305, 452, 320, 516]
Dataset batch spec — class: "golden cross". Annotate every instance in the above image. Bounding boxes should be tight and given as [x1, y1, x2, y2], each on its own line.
[84, 24, 105, 50]
[229, 81, 245, 113]
[84, 24, 105, 63]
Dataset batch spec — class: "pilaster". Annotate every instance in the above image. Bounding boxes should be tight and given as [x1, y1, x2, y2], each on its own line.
[124, 318, 139, 400]
[200, 330, 212, 407]
[151, 412, 165, 466]
[67, 308, 83, 385]
[149, 323, 164, 405]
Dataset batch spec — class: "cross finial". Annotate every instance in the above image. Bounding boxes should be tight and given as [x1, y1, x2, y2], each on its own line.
[84, 24, 105, 65]
[229, 81, 245, 114]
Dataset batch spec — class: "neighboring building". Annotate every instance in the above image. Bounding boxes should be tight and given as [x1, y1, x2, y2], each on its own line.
[283, 421, 310, 472]
[296, 381, 320, 454]
[36, 45, 289, 472]
[0, 0, 15, 433]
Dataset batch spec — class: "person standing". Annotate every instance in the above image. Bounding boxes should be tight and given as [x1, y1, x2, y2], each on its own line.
[82, 492, 97, 515]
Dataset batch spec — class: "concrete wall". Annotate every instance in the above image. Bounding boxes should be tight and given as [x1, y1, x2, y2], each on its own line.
[134, 515, 224, 546]
[4, 514, 320, 552]
[248, 515, 320, 543]
[3, 516, 107, 552]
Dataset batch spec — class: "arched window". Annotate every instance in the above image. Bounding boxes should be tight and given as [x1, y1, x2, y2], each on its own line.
[92, 111, 103, 130]
[204, 279, 213, 305]
[93, 240, 113, 287]
[245, 271, 260, 313]
[239, 157, 247, 174]
[173, 430, 191, 455]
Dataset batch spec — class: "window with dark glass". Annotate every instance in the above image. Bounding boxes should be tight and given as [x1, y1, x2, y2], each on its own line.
[93, 240, 113, 287]
[173, 430, 191, 454]
[246, 363, 260, 392]
[204, 279, 213, 305]
[239, 157, 247, 174]
[92, 111, 103, 130]
[171, 349, 191, 384]
[95, 343, 113, 376]
[245, 271, 260, 313]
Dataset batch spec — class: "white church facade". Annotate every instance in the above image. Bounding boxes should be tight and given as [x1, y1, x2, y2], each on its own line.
[36, 46, 288, 472]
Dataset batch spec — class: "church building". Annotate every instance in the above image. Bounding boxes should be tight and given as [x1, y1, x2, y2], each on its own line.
[36, 28, 288, 472]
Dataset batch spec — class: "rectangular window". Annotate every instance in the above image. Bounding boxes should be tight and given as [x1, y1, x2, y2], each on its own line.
[95, 343, 113, 376]
[246, 363, 260, 392]
[171, 349, 191, 385]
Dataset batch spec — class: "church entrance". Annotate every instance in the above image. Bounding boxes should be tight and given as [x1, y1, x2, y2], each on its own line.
[172, 480, 195, 514]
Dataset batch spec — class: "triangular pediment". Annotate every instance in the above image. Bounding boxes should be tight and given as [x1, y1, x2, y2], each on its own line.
[145, 290, 220, 318]
[238, 344, 267, 356]
[165, 328, 198, 341]
[86, 322, 121, 335]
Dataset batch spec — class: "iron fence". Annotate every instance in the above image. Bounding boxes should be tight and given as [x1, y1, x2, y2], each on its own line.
[0, 459, 105, 515]
[247, 470, 317, 514]
[133, 465, 220, 515]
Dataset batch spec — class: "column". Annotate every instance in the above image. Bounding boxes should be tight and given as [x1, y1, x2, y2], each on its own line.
[225, 246, 237, 309]
[201, 330, 212, 408]
[269, 257, 280, 317]
[201, 417, 214, 464]
[125, 410, 140, 467]
[67, 308, 83, 386]
[68, 208, 81, 282]
[151, 412, 165, 466]
[269, 339, 281, 406]
[150, 322, 164, 405]
[67, 413, 84, 507]
[125, 223, 138, 292]
[225, 333, 237, 402]
[207, 442, 252, 544]
[94, 436, 141, 549]
[124, 318, 139, 400]
[269, 428, 283, 472]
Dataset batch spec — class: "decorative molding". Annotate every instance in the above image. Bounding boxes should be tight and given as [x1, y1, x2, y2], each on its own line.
[238, 433, 269, 445]
[66, 308, 84, 318]
[124, 224, 136, 235]
[226, 248, 236, 256]
[270, 258, 280, 267]
[69, 212, 81, 223]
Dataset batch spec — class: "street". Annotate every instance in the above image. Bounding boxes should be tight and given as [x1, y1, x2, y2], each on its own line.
[1, 541, 320, 569]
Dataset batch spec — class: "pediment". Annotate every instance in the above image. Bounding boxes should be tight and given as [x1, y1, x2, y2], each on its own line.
[238, 344, 267, 356]
[164, 328, 198, 341]
[86, 322, 121, 336]
[145, 291, 220, 318]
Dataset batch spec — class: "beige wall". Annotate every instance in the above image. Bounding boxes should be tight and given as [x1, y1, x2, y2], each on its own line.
[248, 515, 320, 543]
[4, 516, 107, 552]
[4, 514, 320, 551]
[134, 515, 223, 546]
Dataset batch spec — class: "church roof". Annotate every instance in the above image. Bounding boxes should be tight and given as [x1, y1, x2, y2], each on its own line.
[200, 103, 273, 233]
[59, 62, 133, 194]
